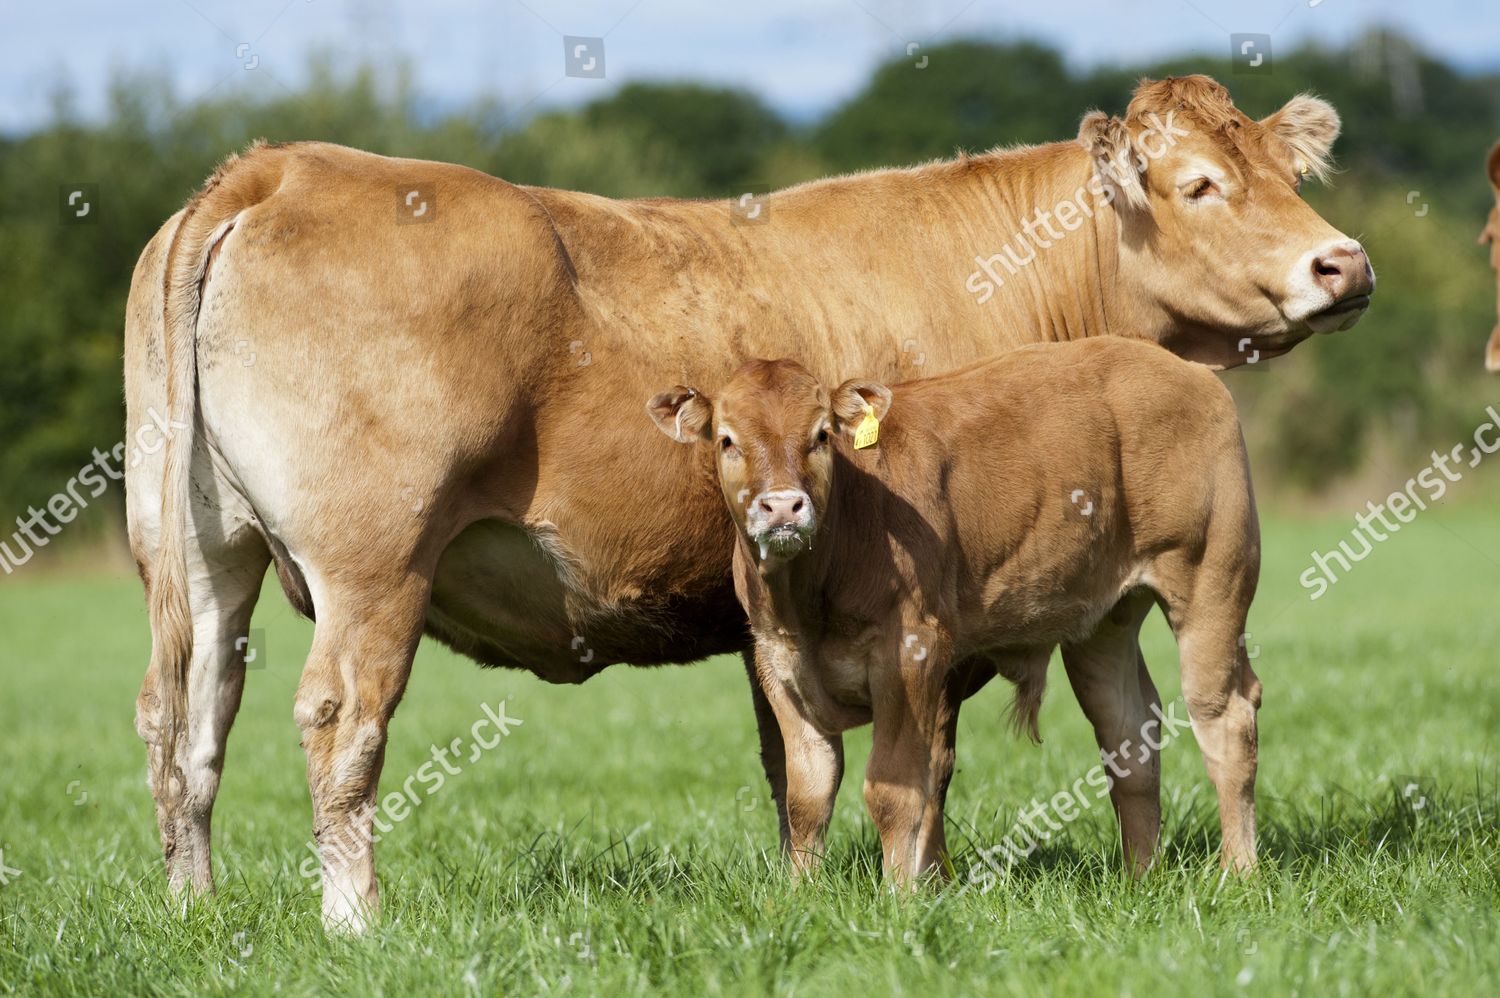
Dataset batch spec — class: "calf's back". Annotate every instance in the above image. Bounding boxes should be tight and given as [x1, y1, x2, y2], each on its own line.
[818, 338, 1254, 651]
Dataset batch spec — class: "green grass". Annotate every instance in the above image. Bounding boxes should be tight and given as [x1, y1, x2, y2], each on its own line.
[2, 506, 1499, 996]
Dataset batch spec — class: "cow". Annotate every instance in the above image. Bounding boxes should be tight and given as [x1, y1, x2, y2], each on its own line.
[1478, 141, 1500, 372]
[646, 342, 1260, 883]
[124, 75, 1370, 931]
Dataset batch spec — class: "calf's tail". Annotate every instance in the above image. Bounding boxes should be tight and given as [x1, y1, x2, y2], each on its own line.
[1007, 668, 1046, 744]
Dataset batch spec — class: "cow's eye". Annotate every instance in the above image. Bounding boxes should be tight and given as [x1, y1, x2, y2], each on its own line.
[814, 428, 830, 447]
[719, 436, 738, 456]
[1184, 177, 1219, 201]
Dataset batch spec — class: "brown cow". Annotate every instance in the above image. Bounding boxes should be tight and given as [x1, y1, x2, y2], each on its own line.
[647, 341, 1260, 882]
[125, 76, 1364, 930]
[1479, 141, 1500, 372]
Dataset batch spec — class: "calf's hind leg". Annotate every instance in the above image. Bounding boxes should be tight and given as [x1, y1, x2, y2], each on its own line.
[864, 630, 960, 886]
[1157, 550, 1261, 871]
[1175, 619, 1260, 870]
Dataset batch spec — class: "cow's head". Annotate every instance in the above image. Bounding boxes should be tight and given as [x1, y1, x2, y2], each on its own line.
[1079, 75, 1374, 367]
[647, 359, 889, 562]
[1479, 141, 1500, 373]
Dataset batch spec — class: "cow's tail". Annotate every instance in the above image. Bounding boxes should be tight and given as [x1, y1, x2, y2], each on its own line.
[149, 142, 281, 823]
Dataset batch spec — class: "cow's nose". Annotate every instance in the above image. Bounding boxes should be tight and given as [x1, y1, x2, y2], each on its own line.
[1311, 242, 1375, 301]
[756, 489, 809, 529]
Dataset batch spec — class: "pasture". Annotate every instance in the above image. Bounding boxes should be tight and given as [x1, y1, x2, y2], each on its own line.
[1, 505, 1498, 996]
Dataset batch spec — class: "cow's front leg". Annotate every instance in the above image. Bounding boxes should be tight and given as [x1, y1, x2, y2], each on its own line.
[864, 629, 958, 887]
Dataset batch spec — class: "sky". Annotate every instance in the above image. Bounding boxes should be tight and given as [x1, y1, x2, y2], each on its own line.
[3, 0, 1498, 132]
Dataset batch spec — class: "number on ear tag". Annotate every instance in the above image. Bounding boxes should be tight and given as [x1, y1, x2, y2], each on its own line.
[853, 402, 880, 450]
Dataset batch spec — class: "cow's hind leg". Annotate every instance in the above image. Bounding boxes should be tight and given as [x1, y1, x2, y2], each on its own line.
[134, 512, 270, 896]
[1061, 588, 1160, 876]
[294, 570, 430, 933]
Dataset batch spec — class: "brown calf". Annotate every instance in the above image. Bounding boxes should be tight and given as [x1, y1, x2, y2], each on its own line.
[648, 339, 1262, 882]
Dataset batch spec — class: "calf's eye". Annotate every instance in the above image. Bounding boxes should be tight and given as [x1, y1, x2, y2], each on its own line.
[815, 428, 830, 447]
[720, 436, 738, 456]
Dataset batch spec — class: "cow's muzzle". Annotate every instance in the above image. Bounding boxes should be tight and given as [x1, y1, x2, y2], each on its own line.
[1305, 242, 1375, 333]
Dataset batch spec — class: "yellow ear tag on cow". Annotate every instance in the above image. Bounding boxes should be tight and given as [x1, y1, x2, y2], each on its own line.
[853, 402, 880, 450]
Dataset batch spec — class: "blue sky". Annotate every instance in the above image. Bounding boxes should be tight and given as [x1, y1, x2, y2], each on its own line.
[4, 0, 1497, 132]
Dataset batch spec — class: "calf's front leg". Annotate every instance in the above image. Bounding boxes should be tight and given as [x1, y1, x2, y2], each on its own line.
[753, 646, 845, 874]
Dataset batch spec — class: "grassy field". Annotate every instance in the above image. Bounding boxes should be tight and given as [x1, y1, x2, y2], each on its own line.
[1, 506, 1498, 996]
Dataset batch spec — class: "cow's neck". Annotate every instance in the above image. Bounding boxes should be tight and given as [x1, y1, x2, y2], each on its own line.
[953, 142, 1130, 348]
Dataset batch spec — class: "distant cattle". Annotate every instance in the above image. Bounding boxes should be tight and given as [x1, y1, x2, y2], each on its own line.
[127, 76, 1362, 930]
[1478, 142, 1500, 371]
[648, 341, 1261, 881]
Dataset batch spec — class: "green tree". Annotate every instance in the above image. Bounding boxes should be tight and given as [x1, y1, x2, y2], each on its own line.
[580, 83, 788, 196]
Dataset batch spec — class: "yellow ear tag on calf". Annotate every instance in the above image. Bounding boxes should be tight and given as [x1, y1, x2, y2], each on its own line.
[853, 402, 880, 450]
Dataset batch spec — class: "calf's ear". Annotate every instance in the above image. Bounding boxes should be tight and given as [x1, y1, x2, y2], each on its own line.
[1262, 94, 1339, 183]
[1487, 141, 1500, 191]
[830, 379, 892, 433]
[646, 386, 713, 443]
[1077, 111, 1148, 212]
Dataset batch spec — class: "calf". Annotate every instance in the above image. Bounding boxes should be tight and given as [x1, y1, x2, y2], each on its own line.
[647, 339, 1262, 883]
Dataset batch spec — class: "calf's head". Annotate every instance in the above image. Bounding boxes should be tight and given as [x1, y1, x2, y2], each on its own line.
[1081, 76, 1375, 366]
[647, 359, 891, 562]
[1479, 141, 1500, 373]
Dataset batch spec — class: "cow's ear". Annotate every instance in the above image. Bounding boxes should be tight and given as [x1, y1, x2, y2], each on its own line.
[646, 386, 713, 443]
[830, 379, 892, 433]
[1262, 94, 1339, 184]
[1487, 142, 1500, 190]
[1077, 111, 1148, 212]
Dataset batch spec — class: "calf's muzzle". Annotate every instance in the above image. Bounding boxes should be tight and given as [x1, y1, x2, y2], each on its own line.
[747, 488, 815, 558]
